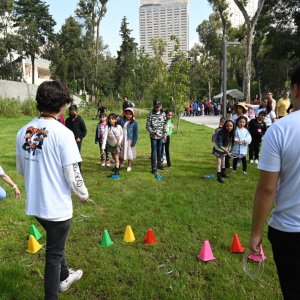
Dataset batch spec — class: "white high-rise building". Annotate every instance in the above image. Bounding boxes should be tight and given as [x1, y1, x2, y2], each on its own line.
[227, 0, 258, 27]
[139, 0, 189, 64]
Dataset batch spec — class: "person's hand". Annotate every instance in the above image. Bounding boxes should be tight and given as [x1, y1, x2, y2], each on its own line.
[156, 132, 162, 137]
[15, 187, 21, 198]
[78, 195, 89, 203]
[249, 234, 262, 256]
[76, 138, 81, 142]
[117, 141, 121, 147]
[101, 149, 105, 154]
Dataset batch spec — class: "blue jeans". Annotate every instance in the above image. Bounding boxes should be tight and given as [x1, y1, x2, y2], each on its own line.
[151, 138, 163, 171]
[0, 186, 6, 200]
[36, 217, 71, 300]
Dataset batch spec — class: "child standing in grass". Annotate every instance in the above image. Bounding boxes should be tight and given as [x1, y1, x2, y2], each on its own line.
[119, 108, 138, 172]
[101, 113, 123, 176]
[161, 109, 174, 168]
[231, 116, 252, 175]
[95, 113, 110, 167]
[212, 120, 235, 183]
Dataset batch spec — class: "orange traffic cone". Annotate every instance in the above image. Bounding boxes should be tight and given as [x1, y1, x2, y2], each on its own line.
[198, 240, 216, 262]
[144, 228, 157, 245]
[26, 235, 43, 253]
[123, 225, 135, 242]
[230, 233, 245, 253]
[248, 244, 267, 261]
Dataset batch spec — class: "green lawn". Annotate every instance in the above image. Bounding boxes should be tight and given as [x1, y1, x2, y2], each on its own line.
[0, 116, 282, 300]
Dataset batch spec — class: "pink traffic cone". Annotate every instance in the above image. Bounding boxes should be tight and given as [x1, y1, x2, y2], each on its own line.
[198, 240, 216, 262]
[248, 244, 267, 261]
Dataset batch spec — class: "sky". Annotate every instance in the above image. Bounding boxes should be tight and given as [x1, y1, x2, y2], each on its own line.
[46, 0, 213, 56]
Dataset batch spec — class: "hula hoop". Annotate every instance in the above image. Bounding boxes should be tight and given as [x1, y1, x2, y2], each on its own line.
[158, 264, 174, 275]
[77, 199, 97, 218]
[229, 153, 238, 158]
[18, 257, 36, 268]
[242, 249, 264, 280]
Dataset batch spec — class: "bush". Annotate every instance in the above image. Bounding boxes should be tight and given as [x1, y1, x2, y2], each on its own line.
[22, 99, 39, 116]
[0, 98, 22, 117]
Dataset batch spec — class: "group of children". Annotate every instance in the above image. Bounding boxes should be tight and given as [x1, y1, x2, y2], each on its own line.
[95, 100, 174, 176]
[212, 103, 267, 183]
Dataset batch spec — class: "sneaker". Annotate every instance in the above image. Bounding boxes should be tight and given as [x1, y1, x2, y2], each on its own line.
[101, 161, 105, 167]
[119, 164, 124, 168]
[243, 171, 247, 175]
[59, 269, 83, 292]
[255, 159, 259, 164]
[127, 167, 132, 172]
[106, 161, 110, 167]
[151, 169, 157, 175]
[157, 165, 165, 170]
[231, 170, 236, 174]
[249, 160, 254, 164]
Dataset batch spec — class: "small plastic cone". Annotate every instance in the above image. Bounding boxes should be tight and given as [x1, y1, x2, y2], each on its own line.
[123, 226, 135, 242]
[29, 224, 43, 241]
[230, 233, 245, 253]
[144, 228, 157, 245]
[26, 235, 43, 253]
[198, 240, 216, 262]
[248, 244, 267, 261]
[100, 230, 114, 247]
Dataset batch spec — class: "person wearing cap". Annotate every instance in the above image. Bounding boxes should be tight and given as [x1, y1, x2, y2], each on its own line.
[119, 107, 138, 172]
[65, 105, 87, 170]
[231, 102, 250, 123]
[0, 165, 21, 200]
[245, 98, 276, 128]
[248, 63, 300, 299]
[146, 100, 166, 174]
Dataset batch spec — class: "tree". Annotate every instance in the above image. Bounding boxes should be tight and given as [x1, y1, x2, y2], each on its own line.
[233, 0, 265, 102]
[13, 0, 56, 84]
[114, 17, 138, 97]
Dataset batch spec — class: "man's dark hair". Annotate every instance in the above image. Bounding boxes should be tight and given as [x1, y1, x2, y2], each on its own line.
[291, 63, 300, 87]
[36, 81, 73, 113]
[258, 111, 267, 116]
[69, 105, 78, 111]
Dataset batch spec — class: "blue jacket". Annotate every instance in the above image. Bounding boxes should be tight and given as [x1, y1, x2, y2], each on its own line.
[119, 118, 138, 147]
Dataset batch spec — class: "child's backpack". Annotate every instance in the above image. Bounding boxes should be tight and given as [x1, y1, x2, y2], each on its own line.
[212, 128, 222, 142]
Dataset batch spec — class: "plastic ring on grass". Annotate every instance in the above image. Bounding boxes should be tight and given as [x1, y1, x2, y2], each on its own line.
[242, 249, 264, 280]
[158, 264, 173, 275]
[78, 199, 97, 218]
[19, 258, 36, 267]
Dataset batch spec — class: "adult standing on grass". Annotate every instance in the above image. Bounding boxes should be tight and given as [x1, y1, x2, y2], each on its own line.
[65, 105, 87, 171]
[276, 91, 290, 119]
[249, 63, 300, 299]
[0, 165, 20, 200]
[16, 81, 89, 300]
[146, 100, 166, 174]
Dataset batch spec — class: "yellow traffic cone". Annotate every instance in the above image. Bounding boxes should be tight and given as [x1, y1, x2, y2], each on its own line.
[123, 225, 135, 242]
[26, 235, 43, 253]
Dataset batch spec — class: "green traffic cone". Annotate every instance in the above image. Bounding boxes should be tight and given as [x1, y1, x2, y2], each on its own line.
[29, 224, 43, 240]
[100, 230, 114, 247]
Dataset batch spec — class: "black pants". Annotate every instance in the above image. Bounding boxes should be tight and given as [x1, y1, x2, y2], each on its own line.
[99, 138, 110, 162]
[268, 226, 300, 299]
[161, 136, 171, 167]
[225, 155, 230, 169]
[233, 157, 247, 172]
[249, 139, 261, 160]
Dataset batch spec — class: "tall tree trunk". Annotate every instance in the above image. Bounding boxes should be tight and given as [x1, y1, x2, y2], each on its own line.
[31, 54, 35, 85]
[244, 27, 253, 102]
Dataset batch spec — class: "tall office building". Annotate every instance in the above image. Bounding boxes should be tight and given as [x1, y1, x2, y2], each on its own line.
[139, 0, 189, 64]
[227, 0, 257, 27]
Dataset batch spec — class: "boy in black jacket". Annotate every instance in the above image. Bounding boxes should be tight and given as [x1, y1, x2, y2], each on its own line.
[248, 111, 267, 164]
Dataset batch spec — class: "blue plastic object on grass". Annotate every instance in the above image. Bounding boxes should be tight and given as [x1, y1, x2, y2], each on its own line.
[201, 174, 215, 179]
[155, 173, 162, 180]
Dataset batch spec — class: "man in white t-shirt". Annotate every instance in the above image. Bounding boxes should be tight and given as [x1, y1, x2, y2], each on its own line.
[267, 91, 277, 116]
[249, 63, 300, 299]
[16, 81, 89, 299]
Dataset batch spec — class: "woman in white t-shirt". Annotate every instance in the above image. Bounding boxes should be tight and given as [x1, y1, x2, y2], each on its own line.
[245, 98, 276, 127]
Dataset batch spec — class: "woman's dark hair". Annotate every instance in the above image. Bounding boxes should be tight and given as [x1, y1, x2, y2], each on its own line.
[236, 115, 248, 128]
[165, 109, 173, 115]
[36, 81, 73, 113]
[220, 120, 235, 148]
[107, 113, 117, 128]
[259, 98, 272, 114]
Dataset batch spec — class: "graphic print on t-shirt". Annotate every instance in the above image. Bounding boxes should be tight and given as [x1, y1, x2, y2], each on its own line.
[22, 126, 49, 156]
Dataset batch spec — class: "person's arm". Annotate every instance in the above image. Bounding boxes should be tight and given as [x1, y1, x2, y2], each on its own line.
[101, 126, 108, 150]
[117, 125, 123, 144]
[131, 122, 138, 147]
[244, 103, 253, 109]
[63, 164, 89, 202]
[95, 125, 99, 144]
[79, 119, 87, 140]
[249, 170, 279, 255]
[1, 172, 21, 198]
[145, 114, 154, 134]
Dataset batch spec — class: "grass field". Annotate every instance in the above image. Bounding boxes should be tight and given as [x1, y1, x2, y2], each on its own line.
[0, 116, 282, 300]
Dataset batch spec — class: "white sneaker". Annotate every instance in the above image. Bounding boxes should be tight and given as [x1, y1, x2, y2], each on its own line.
[255, 159, 259, 164]
[119, 164, 124, 168]
[250, 160, 254, 164]
[231, 170, 236, 174]
[101, 161, 105, 167]
[59, 269, 83, 292]
[243, 171, 247, 175]
[237, 162, 241, 167]
[127, 167, 132, 172]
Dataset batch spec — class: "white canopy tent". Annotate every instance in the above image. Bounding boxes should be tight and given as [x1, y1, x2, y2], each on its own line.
[213, 89, 244, 100]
